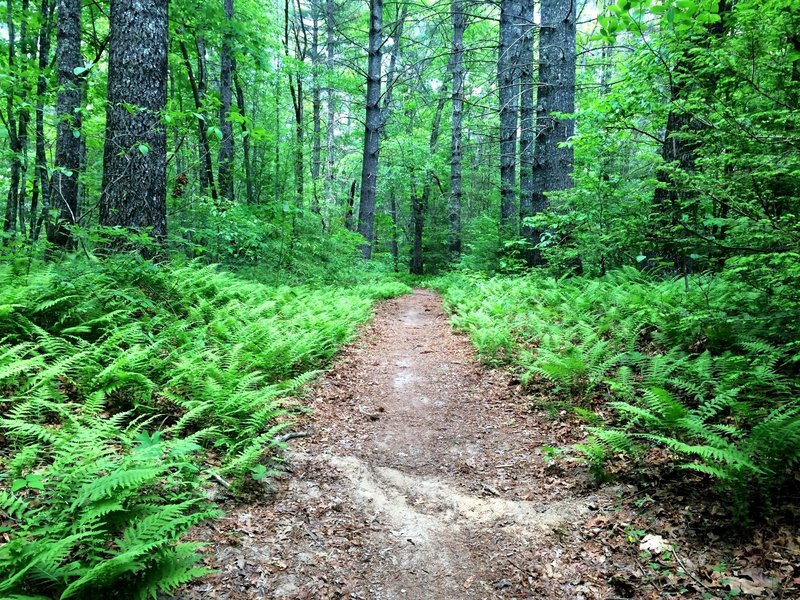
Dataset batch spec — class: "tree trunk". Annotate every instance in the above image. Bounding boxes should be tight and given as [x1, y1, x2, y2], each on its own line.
[273, 59, 282, 204]
[529, 0, 576, 265]
[311, 9, 322, 213]
[498, 0, 522, 235]
[234, 66, 254, 204]
[448, 0, 465, 258]
[411, 87, 447, 275]
[13, 0, 34, 238]
[47, 0, 83, 248]
[3, 0, 34, 241]
[293, 83, 304, 207]
[650, 0, 730, 269]
[99, 0, 168, 249]
[3, 0, 18, 240]
[325, 0, 335, 200]
[287, 0, 308, 209]
[218, 0, 235, 201]
[410, 189, 424, 275]
[31, 0, 53, 241]
[345, 179, 356, 231]
[179, 36, 216, 199]
[356, 0, 383, 258]
[388, 191, 399, 271]
[518, 0, 535, 247]
[379, 4, 407, 132]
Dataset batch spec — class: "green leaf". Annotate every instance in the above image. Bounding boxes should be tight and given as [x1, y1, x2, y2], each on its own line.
[26, 475, 45, 491]
[138, 144, 149, 156]
[11, 478, 26, 493]
[250, 464, 268, 480]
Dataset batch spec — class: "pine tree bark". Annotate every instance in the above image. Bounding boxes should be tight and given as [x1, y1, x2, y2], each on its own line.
[529, 0, 576, 265]
[448, 0, 465, 258]
[218, 0, 235, 200]
[311, 10, 322, 213]
[99, 0, 168, 248]
[325, 0, 335, 199]
[518, 0, 535, 246]
[356, 0, 383, 258]
[498, 0, 522, 235]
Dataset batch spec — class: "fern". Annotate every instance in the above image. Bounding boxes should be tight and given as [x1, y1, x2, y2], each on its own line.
[0, 491, 29, 519]
[433, 268, 800, 514]
[1, 257, 405, 597]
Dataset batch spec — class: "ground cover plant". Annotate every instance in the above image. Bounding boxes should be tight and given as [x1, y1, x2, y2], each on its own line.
[0, 256, 409, 598]
[433, 268, 800, 517]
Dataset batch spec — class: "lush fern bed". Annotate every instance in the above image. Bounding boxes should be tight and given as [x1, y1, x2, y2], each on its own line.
[433, 268, 800, 517]
[0, 256, 409, 599]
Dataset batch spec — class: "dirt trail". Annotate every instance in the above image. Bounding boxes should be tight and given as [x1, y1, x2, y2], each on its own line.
[181, 290, 610, 599]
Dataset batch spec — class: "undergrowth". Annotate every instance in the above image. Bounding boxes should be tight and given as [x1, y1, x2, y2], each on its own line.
[433, 267, 800, 518]
[0, 255, 409, 598]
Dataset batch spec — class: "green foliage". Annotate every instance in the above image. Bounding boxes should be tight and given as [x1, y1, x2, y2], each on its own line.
[434, 267, 800, 514]
[0, 255, 410, 597]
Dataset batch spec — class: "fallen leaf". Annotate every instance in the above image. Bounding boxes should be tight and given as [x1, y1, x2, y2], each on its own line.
[639, 534, 669, 553]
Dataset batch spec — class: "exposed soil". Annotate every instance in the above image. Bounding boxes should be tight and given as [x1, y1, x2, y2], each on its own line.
[179, 290, 800, 599]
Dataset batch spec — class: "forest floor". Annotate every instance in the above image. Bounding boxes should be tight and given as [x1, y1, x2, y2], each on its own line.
[179, 290, 799, 599]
